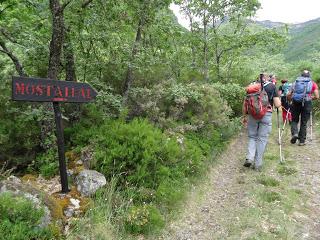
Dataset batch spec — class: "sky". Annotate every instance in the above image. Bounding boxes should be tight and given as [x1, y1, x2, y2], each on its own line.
[170, 0, 320, 29]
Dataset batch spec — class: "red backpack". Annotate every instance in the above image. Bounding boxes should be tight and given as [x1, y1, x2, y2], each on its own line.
[244, 81, 271, 120]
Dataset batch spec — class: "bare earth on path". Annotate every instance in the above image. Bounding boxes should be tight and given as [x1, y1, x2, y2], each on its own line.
[154, 119, 320, 240]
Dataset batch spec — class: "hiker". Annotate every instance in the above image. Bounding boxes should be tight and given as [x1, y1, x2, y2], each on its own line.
[278, 79, 292, 123]
[269, 74, 277, 85]
[287, 70, 319, 146]
[243, 73, 281, 171]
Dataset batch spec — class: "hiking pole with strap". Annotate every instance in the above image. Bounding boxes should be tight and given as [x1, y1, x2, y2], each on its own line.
[277, 108, 284, 163]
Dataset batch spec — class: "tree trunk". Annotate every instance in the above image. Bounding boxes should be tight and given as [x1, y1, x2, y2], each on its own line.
[203, 11, 209, 82]
[40, 0, 66, 151]
[0, 40, 27, 77]
[64, 27, 77, 82]
[122, 18, 143, 101]
[48, 0, 65, 80]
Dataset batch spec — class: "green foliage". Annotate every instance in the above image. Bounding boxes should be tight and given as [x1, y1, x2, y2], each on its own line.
[211, 82, 245, 116]
[125, 204, 164, 234]
[284, 19, 320, 62]
[92, 118, 205, 190]
[127, 83, 232, 129]
[0, 83, 41, 170]
[0, 193, 56, 240]
[35, 148, 59, 179]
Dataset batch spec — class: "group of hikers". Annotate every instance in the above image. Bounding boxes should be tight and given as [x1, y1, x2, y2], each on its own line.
[242, 70, 319, 171]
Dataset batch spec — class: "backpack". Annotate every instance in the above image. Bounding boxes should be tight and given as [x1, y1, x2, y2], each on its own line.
[292, 77, 313, 102]
[245, 81, 271, 120]
[281, 82, 292, 97]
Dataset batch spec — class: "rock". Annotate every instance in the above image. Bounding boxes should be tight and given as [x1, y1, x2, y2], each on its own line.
[0, 177, 52, 228]
[80, 146, 94, 169]
[70, 198, 80, 209]
[64, 207, 75, 218]
[7, 175, 22, 184]
[75, 170, 106, 196]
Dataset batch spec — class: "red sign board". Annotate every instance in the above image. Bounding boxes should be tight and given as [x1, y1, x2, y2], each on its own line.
[12, 76, 98, 103]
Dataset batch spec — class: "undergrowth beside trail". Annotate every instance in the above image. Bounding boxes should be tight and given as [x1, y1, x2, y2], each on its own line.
[65, 114, 241, 238]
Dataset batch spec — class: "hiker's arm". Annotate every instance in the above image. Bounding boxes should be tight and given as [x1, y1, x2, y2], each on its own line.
[313, 88, 319, 100]
[242, 100, 248, 126]
[286, 91, 293, 101]
[273, 96, 281, 108]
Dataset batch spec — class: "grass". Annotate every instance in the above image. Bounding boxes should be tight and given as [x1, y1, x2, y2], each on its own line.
[216, 116, 309, 239]
[277, 165, 298, 176]
[257, 175, 280, 187]
[66, 178, 131, 240]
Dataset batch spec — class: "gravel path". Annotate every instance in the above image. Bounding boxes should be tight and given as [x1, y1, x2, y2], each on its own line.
[155, 123, 320, 240]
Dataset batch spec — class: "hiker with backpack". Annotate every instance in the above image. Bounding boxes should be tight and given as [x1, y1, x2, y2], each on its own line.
[242, 73, 281, 171]
[278, 79, 292, 123]
[287, 70, 319, 146]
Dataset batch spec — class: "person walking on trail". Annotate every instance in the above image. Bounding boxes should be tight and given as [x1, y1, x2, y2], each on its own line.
[269, 74, 277, 86]
[287, 70, 319, 146]
[242, 73, 281, 171]
[278, 79, 292, 123]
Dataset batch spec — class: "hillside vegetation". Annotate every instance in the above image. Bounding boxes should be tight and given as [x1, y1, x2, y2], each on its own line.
[1, 1, 320, 239]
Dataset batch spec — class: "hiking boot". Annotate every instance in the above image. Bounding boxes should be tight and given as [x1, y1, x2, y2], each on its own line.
[290, 135, 298, 144]
[298, 141, 306, 146]
[243, 159, 252, 168]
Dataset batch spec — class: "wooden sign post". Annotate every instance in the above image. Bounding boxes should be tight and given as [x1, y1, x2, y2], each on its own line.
[12, 76, 98, 193]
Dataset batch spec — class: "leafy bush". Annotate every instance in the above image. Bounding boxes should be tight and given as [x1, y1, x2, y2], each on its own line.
[0, 193, 56, 240]
[92, 118, 205, 190]
[0, 101, 41, 170]
[211, 82, 245, 117]
[127, 83, 232, 130]
[35, 148, 59, 179]
[125, 204, 164, 234]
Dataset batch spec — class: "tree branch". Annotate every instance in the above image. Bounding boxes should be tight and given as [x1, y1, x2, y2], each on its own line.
[0, 4, 15, 16]
[82, 0, 94, 9]
[62, 0, 73, 11]
[0, 28, 18, 44]
[0, 40, 27, 76]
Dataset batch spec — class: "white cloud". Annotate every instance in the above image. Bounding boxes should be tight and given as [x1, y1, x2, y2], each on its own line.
[170, 1, 320, 27]
[253, 0, 320, 23]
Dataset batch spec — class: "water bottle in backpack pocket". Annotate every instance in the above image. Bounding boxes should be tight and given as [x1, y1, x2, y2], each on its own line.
[292, 77, 313, 102]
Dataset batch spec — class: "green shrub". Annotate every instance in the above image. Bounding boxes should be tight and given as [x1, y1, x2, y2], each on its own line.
[125, 204, 164, 234]
[92, 118, 205, 191]
[27, 148, 58, 179]
[211, 82, 245, 117]
[127, 83, 232, 129]
[0, 193, 56, 240]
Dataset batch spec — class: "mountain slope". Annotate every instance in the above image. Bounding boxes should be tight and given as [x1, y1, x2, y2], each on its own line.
[284, 18, 320, 62]
[256, 18, 320, 62]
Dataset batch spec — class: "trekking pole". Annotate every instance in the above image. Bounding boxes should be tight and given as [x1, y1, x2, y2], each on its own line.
[277, 108, 284, 163]
[310, 110, 313, 141]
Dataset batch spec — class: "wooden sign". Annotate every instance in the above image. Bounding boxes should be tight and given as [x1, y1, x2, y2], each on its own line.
[12, 76, 98, 193]
[12, 76, 97, 103]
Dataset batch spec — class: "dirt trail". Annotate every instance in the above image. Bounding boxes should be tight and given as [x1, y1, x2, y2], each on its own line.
[155, 120, 320, 240]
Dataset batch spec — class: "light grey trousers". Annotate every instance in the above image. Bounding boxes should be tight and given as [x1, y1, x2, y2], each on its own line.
[246, 112, 272, 167]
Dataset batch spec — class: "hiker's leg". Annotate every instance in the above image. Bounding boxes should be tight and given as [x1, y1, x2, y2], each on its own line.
[255, 112, 272, 168]
[282, 109, 286, 123]
[299, 101, 312, 142]
[246, 115, 259, 163]
[291, 102, 301, 136]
